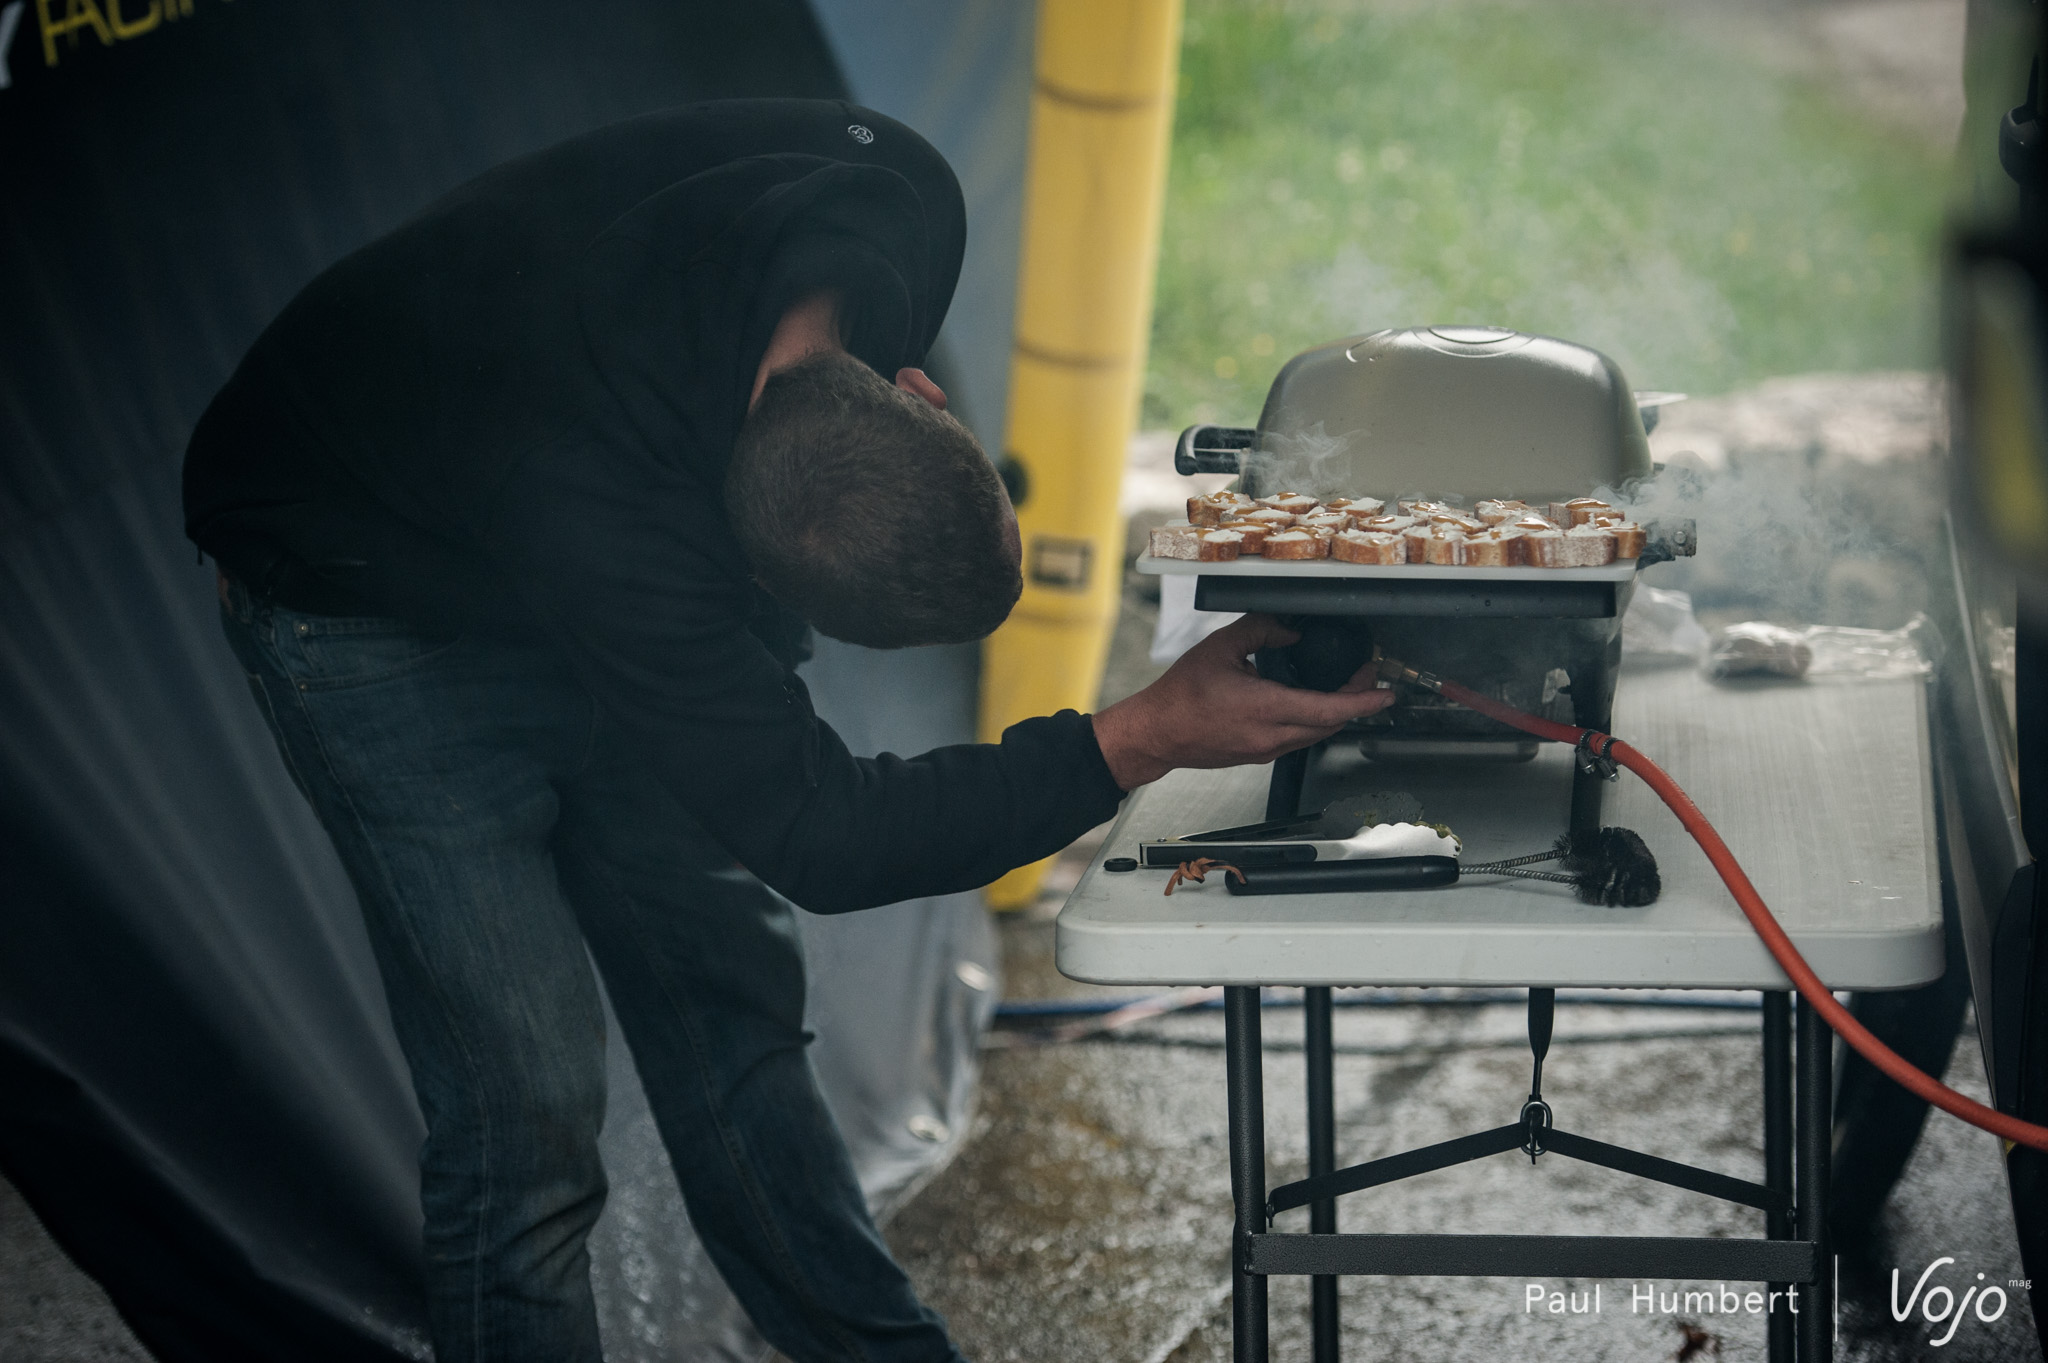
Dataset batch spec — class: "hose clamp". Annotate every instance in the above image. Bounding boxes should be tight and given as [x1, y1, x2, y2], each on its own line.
[1576, 731, 1621, 782]
[1371, 651, 1442, 693]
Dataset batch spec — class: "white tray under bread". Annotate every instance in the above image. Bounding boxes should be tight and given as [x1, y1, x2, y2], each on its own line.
[1135, 553, 1639, 582]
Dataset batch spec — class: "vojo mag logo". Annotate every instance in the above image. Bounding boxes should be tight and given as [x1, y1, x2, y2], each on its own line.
[1891, 1256, 2017, 1349]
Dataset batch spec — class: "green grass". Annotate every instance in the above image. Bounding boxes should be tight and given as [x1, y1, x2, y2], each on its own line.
[1145, 0, 1951, 426]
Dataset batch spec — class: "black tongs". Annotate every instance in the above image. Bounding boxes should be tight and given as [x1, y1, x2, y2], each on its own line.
[1179, 808, 1329, 843]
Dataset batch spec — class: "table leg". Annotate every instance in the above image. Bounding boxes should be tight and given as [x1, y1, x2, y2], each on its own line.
[1763, 991, 1794, 1363]
[1306, 985, 1339, 1363]
[1227, 986, 1269, 1363]
[1796, 996, 1834, 1362]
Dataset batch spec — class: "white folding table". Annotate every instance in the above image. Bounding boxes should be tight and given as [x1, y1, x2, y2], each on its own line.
[1056, 666, 1942, 1363]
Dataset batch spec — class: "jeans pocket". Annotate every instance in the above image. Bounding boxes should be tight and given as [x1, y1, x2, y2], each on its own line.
[278, 610, 464, 690]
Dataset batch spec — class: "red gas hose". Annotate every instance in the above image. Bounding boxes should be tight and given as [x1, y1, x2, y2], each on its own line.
[1410, 669, 2048, 1155]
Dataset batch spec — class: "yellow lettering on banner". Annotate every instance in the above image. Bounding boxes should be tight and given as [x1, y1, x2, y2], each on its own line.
[104, 0, 155, 40]
[36, 0, 112, 65]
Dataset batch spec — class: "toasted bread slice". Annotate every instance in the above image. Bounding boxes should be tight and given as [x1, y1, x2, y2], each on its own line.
[1262, 530, 1329, 560]
[1256, 492, 1321, 516]
[1560, 497, 1613, 527]
[1529, 525, 1617, 567]
[1219, 519, 1272, 554]
[1331, 529, 1406, 564]
[1422, 529, 1468, 565]
[1461, 528, 1524, 567]
[1187, 491, 1253, 526]
[1564, 523, 1617, 563]
[1149, 522, 1204, 560]
[1197, 530, 1245, 561]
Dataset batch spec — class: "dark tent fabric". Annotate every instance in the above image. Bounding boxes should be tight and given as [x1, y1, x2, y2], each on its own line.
[0, 3, 1032, 1359]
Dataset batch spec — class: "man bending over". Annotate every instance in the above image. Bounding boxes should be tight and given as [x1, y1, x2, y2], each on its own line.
[184, 99, 1390, 1363]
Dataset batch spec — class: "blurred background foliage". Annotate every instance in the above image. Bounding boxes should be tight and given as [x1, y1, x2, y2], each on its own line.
[1145, 0, 1954, 425]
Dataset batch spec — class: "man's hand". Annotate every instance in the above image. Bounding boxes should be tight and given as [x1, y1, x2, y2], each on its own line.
[1090, 614, 1397, 791]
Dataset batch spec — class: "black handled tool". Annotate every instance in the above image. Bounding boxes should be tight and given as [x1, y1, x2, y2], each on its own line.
[1225, 857, 1460, 895]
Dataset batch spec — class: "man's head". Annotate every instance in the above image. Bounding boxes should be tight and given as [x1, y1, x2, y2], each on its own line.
[727, 351, 1022, 649]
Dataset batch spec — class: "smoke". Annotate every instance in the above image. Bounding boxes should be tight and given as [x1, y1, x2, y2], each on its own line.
[1242, 423, 1355, 499]
[1602, 373, 1945, 629]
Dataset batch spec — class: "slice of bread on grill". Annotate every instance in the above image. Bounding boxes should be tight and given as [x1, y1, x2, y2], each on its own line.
[1421, 528, 1468, 565]
[1149, 521, 1204, 560]
[1527, 524, 1617, 567]
[1188, 491, 1254, 526]
[1462, 528, 1525, 567]
[1547, 497, 1613, 527]
[1263, 529, 1328, 560]
[1219, 519, 1273, 554]
[1256, 492, 1321, 516]
[1331, 529, 1406, 564]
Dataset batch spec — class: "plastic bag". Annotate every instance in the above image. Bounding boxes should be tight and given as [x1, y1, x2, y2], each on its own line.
[1705, 614, 1933, 683]
[1803, 615, 1936, 680]
[1706, 622, 1814, 679]
[1621, 586, 1710, 666]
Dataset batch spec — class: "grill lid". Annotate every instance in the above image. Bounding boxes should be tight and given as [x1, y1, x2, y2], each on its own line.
[1241, 326, 1653, 501]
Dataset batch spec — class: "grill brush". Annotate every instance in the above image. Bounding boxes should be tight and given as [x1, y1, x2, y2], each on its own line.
[1463, 828, 1662, 907]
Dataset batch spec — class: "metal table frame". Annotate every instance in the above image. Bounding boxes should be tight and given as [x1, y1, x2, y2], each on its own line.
[1220, 759, 1830, 1363]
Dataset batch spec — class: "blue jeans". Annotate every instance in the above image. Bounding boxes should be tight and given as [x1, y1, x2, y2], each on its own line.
[217, 574, 964, 1363]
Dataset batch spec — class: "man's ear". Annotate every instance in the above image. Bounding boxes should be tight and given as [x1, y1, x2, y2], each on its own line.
[894, 367, 947, 410]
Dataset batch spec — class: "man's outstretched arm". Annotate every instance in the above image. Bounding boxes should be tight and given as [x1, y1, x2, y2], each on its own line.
[488, 446, 1391, 912]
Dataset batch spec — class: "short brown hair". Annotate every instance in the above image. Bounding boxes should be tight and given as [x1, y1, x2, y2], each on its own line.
[726, 352, 1021, 649]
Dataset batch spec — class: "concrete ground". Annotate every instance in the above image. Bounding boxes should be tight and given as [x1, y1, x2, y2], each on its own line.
[0, 1177, 148, 1362]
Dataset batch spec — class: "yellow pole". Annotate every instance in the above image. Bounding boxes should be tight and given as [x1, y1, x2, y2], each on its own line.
[980, 0, 1184, 909]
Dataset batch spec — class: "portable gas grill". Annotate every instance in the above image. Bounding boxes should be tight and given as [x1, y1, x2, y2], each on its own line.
[1141, 324, 1696, 833]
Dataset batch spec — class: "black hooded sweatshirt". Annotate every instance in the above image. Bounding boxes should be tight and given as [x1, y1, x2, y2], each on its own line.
[184, 99, 1124, 913]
